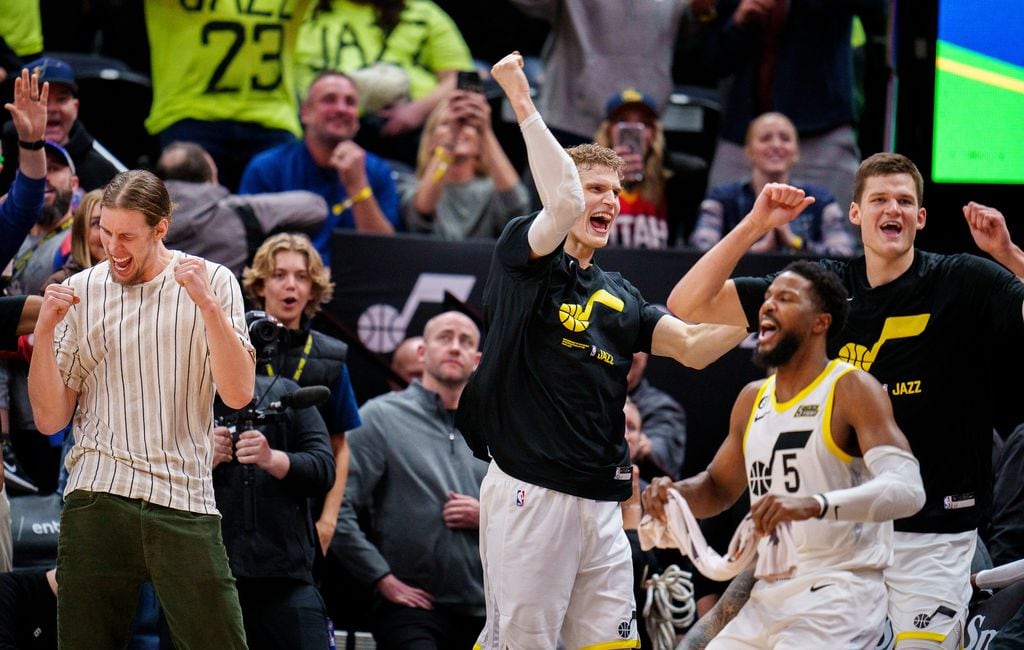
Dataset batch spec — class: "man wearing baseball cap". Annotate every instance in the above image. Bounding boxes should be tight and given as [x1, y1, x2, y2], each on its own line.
[0, 56, 125, 196]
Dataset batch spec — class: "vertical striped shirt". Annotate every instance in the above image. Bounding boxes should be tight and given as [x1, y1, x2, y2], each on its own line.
[53, 251, 254, 514]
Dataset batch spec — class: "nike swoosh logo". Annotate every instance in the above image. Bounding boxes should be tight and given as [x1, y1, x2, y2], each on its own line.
[810, 583, 835, 592]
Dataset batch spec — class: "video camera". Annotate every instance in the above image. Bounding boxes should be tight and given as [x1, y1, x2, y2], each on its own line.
[215, 385, 331, 438]
[245, 310, 286, 360]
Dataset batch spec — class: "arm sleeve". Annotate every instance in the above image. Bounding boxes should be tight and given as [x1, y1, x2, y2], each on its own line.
[820, 445, 925, 522]
[520, 112, 584, 256]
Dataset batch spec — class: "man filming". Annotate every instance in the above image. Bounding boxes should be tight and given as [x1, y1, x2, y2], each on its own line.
[213, 361, 336, 650]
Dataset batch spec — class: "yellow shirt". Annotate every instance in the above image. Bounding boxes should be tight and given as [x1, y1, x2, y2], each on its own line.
[294, 0, 473, 102]
[144, 0, 312, 135]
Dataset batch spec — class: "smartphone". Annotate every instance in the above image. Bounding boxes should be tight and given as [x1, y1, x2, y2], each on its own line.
[457, 70, 485, 94]
[615, 122, 646, 182]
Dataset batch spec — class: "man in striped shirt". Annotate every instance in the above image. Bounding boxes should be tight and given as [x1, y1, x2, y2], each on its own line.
[27, 169, 256, 649]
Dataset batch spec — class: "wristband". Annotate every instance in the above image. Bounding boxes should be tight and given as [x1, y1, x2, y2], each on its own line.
[790, 235, 804, 250]
[331, 186, 374, 216]
[18, 139, 45, 150]
[432, 146, 452, 182]
[814, 493, 829, 519]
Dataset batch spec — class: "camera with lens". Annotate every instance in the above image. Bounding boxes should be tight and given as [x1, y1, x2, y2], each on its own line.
[245, 310, 285, 359]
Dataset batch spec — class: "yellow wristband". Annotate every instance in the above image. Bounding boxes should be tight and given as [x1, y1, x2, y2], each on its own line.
[790, 235, 804, 250]
[332, 186, 374, 216]
[433, 146, 453, 164]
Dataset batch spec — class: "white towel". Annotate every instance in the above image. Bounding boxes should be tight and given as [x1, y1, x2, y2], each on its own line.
[638, 488, 798, 582]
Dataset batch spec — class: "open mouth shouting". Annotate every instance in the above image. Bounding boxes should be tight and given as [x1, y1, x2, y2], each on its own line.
[758, 316, 779, 346]
[589, 211, 613, 236]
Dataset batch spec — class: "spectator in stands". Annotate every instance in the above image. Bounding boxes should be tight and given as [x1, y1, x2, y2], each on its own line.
[0, 68, 46, 273]
[213, 374, 336, 649]
[155, 141, 329, 276]
[695, 0, 888, 208]
[242, 233, 361, 563]
[43, 188, 104, 288]
[1, 57, 126, 195]
[400, 89, 528, 240]
[388, 335, 423, 391]
[594, 89, 673, 249]
[2, 141, 79, 496]
[689, 112, 857, 256]
[333, 310, 487, 649]
[626, 351, 689, 480]
[295, 0, 476, 167]
[509, 0, 717, 144]
[142, 0, 311, 193]
[239, 71, 400, 267]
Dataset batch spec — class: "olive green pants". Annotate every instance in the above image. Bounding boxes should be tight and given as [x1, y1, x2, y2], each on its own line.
[57, 490, 246, 649]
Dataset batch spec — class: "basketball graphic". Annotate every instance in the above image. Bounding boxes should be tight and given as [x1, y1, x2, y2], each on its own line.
[838, 342, 872, 371]
[358, 303, 403, 353]
[559, 303, 587, 332]
[749, 460, 771, 496]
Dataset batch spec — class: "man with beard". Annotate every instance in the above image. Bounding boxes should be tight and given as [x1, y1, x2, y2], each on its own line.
[28, 169, 255, 648]
[1, 139, 78, 495]
[643, 260, 925, 648]
[334, 311, 487, 648]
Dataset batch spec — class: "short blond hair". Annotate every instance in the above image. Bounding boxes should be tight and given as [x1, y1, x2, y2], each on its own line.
[242, 233, 335, 319]
[565, 143, 624, 174]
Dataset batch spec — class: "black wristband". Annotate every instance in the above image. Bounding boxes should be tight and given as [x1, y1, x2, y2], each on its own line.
[18, 139, 45, 150]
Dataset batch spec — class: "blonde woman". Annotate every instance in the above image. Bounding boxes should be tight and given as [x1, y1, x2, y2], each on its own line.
[594, 90, 672, 249]
[401, 89, 528, 240]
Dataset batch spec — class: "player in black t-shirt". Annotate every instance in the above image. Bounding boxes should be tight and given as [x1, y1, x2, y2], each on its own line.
[667, 152, 1024, 649]
[456, 51, 748, 650]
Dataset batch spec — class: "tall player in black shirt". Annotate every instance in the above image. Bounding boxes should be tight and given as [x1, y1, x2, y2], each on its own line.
[456, 52, 749, 650]
[668, 153, 1024, 649]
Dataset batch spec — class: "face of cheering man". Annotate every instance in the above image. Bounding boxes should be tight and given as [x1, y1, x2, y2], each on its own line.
[257, 250, 313, 330]
[100, 207, 171, 285]
[849, 173, 926, 262]
[566, 164, 622, 255]
[753, 270, 828, 370]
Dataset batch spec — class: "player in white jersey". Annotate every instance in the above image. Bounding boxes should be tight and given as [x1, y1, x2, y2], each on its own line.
[644, 259, 925, 647]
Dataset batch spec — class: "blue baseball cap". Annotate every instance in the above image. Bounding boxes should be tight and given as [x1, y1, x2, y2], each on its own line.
[44, 140, 76, 176]
[25, 57, 78, 95]
[605, 88, 658, 121]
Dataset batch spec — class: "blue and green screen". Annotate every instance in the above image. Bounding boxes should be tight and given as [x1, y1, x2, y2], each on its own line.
[932, 0, 1024, 184]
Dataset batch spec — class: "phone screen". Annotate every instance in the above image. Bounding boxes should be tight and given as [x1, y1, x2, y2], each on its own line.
[457, 70, 484, 94]
[615, 122, 645, 154]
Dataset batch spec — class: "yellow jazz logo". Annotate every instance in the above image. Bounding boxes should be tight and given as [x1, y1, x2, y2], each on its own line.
[558, 289, 624, 332]
[837, 314, 929, 371]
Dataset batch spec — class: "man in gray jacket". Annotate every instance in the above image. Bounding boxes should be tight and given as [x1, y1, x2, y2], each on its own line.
[154, 141, 327, 276]
[333, 311, 486, 649]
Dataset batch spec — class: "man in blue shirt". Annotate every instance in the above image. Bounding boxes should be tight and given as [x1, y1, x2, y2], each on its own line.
[238, 71, 400, 267]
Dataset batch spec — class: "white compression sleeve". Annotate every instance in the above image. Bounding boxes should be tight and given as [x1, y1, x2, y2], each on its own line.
[520, 112, 584, 256]
[820, 445, 925, 522]
[975, 558, 1024, 590]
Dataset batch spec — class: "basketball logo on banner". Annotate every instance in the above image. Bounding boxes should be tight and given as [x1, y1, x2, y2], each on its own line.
[357, 273, 476, 353]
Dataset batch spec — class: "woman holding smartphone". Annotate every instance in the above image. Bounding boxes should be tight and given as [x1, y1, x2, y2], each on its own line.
[594, 89, 673, 249]
[400, 88, 529, 240]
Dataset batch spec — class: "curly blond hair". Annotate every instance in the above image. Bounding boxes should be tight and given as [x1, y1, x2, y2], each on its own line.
[242, 233, 335, 319]
[565, 143, 625, 174]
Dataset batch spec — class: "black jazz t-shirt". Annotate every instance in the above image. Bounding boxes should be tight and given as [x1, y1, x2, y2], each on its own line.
[457, 214, 665, 502]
